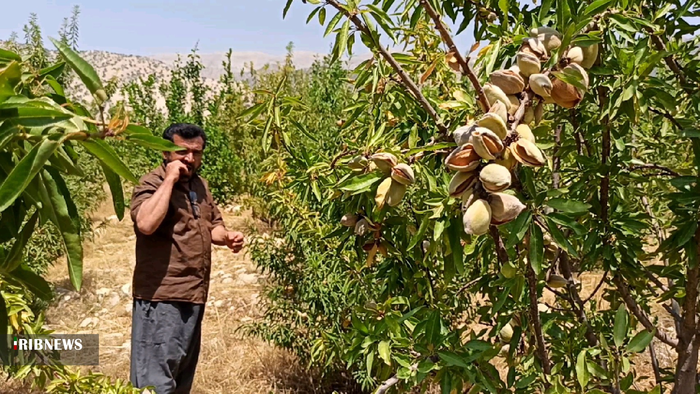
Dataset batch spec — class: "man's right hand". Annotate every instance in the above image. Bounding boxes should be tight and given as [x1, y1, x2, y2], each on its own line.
[165, 160, 189, 183]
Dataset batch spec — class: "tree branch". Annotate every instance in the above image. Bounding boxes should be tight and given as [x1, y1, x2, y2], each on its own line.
[581, 270, 608, 305]
[613, 275, 678, 348]
[648, 107, 683, 130]
[418, 0, 490, 112]
[489, 226, 509, 264]
[645, 29, 693, 93]
[375, 375, 400, 394]
[325, 0, 447, 134]
[527, 264, 552, 379]
[629, 164, 680, 177]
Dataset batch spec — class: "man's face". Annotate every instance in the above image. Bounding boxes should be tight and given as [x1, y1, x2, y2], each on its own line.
[163, 135, 204, 181]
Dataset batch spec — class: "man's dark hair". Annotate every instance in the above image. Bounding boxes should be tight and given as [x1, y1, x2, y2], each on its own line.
[162, 123, 207, 149]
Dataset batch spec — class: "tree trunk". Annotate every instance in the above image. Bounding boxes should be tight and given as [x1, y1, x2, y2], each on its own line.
[673, 333, 699, 394]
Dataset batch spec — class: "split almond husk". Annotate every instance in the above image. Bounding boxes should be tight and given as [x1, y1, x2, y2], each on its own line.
[452, 123, 475, 146]
[520, 37, 547, 59]
[370, 152, 398, 174]
[511, 138, 546, 167]
[530, 26, 562, 54]
[489, 101, 509, 124]
[517, 52, 542, 77]
[484, 83, 512, 111]
[479, 163, 512, 193]
[469, 127, 504, 160]
[516, 124, 536, 143]
[445, 143, 480, 172]
[477, 113, 508, 140]
[507, 95, 520, 115]
[391, 163, 415, 185]
[490, 69, 526, 95]
[449, 171, 479, 198]
[529, 73, 553, 98]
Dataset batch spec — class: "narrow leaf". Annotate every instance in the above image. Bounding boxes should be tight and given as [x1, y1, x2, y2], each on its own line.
[626, 330, 654, 353]
[529, 223, 544, 275]
[80, 139, 138, 183]
[100, 163, 125, 221]
[0, 135, 62, 212]
[50, 38, 107, 103]
[613, 305, 628, 347]
[1, 211, 39, 273]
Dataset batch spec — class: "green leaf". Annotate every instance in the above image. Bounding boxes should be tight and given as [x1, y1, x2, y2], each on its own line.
[448, 216, 464, 275]
[318, 7, 327, 25]
[283, 0, 294, 18]
[529, 223, 544, 275]
[0, 135, 62, 212]
[41, 169, 82, 291]
[1, 211, 39, 273]
[39, 62, 66, 80]
[438, 351, 470, 368]
[506, 210, 532, 248]
[576, 350, 590, 389]
[583, 0, 614, 17]
[626, 330, 654, 353]
[339, 172, 382, 193]
[424, 311, 442, 345]
[100, 163, 125, 221]
[126, 134, 184, 151]
[545, 217, 579, 258]
[11, 264, 52, 300]
[408, 215, 430, 250]
[324, 12, 344, 37]
[0, 49, 22, 62]
[237, 102, 267, 122]
[50, 37, 107, 104]
[337, 20, 351, 58]
[546, 198, 591, 214]
[80, 139, 138, 183]
[378, 341, 391, 365]
[613, 305, 628, 347]
[0, 103, 72, 127]
[124, 124, 152, 135]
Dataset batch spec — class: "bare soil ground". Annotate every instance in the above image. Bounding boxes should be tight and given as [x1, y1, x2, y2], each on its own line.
[0, 201, 321, 394]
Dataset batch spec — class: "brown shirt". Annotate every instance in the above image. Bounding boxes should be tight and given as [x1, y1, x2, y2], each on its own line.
[130, 164, 224, 304]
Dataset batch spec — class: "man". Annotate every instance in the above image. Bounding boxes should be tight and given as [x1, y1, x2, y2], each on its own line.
[129, 123, 244, 393]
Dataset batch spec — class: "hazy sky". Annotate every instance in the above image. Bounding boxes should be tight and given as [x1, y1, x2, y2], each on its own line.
[0, 0, 485, 58]
[1, 0, 361, 56]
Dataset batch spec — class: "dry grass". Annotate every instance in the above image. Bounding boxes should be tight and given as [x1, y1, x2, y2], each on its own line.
[0, 200, 322, 394]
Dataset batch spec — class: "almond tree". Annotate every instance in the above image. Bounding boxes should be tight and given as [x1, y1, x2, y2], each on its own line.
[246, 0, 700, 392]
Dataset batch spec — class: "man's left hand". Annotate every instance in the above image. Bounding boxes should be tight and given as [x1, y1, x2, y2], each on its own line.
[224, 231, 245, 253]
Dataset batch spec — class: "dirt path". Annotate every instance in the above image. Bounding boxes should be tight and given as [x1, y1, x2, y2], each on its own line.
[37, 203, 314, 394]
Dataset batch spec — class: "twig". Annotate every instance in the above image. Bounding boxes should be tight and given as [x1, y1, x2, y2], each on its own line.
[613, 275, 678, 348]
[552, 124, 563, 188]
[330, 149, 358, 169]
[527, 264, 552, 380]
[570, 109, 592, 157]
[326, 0, 447, 134]
[419, 0, 490, 112]
[375, 376, 399, 394]
[649, 340, 663, 388]
[582, 270, 608, 305]
[489, 226, 509, 263]
[648, 107, 683, 130]
[629, 164, 680, 177]
[645, 29, 693, 93]
[457, 277, 481, 295]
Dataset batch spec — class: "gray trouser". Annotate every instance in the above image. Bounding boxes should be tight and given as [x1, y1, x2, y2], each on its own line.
[130, 299, 205, 394]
